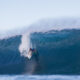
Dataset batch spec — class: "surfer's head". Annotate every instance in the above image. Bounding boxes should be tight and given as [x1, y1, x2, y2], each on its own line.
[30, 48, 32, 51]
[29, 48, 36, 52]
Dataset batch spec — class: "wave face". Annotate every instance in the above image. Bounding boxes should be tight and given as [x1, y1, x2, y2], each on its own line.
[0, 29, 80, 74]
[0, 36, 27, 74]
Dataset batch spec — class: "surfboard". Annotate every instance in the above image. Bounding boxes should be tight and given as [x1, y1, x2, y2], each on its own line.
[26, 50, 33, 59]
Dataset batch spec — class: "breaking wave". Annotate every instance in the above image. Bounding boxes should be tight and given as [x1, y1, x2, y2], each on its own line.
[0, 18, 80, 74]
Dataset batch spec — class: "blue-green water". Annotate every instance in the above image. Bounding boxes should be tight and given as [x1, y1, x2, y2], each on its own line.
[0, 29, 80, 74]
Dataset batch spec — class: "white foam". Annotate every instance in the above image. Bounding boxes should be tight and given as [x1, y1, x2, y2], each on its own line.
[0, 75, 80, 80]
[19, 32, 32, 57]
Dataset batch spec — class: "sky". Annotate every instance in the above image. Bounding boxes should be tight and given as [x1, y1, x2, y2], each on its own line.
[0, 0, 80, 31]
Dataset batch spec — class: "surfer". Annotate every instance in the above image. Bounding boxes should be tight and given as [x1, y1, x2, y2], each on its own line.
[27, 48, 39, 63]
[26, 48, 41, 74]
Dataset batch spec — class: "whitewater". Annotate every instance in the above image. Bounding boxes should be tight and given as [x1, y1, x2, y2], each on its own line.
[0, 75, 80, 80]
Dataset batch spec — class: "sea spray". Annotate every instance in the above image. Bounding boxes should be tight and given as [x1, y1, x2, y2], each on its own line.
[19, 32, 32, 57]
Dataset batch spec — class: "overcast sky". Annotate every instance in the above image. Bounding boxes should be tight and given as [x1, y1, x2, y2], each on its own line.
[0, 0, 80, 31]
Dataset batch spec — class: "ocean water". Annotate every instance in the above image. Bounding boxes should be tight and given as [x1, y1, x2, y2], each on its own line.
[0, 29, 80, 79]
[0, 75, 80, 80]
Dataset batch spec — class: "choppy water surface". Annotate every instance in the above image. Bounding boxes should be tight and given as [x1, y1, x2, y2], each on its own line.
[0, 75, 80, 80]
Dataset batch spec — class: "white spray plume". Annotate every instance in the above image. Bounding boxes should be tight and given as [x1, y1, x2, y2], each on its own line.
[19, 32, 32, 57]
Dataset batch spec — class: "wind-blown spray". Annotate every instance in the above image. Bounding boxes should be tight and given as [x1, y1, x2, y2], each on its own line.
[19, 32, 32, 57]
